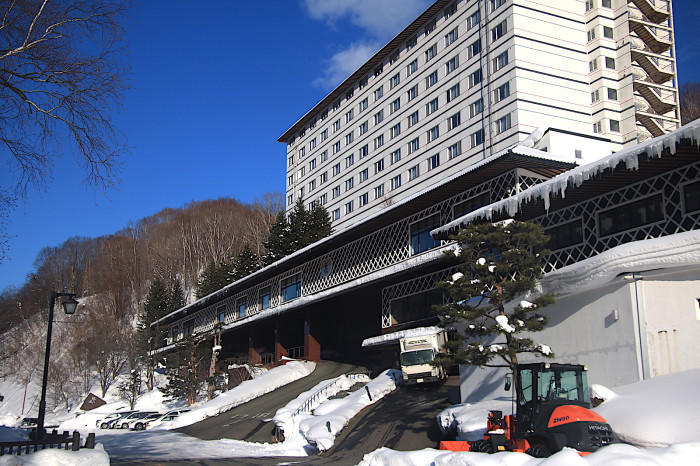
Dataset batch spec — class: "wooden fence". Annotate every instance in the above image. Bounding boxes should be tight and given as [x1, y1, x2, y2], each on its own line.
[0, 430, 95, 456]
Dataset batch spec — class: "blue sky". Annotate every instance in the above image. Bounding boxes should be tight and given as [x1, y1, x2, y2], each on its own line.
[1, 0, 698, 291]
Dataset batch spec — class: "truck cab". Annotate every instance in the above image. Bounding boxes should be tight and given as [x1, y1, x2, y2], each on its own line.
[399, 331, 447, 384]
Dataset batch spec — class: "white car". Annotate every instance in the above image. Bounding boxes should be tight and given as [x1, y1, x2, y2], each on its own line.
[96, 411, 135, 429]
[145, 409, 190, 430]
[116, 411, 159, 429]
[127, 412, 162, 430]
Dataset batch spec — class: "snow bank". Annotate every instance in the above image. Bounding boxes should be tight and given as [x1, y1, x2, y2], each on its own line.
[0, 443, 110, 466]
[437, 399, 512, 440]
[167, 360, 315, 429]
[362, 326, 443, 347]
[594, 369, 700, 447]
[358, 443, 700, 466]
[298, 369, 401, 451]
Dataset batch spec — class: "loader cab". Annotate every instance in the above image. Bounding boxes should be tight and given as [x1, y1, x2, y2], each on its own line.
[514, 363, 591, 436]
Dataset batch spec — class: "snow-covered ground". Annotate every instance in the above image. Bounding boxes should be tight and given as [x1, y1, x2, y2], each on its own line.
[0, 443, 111, 466]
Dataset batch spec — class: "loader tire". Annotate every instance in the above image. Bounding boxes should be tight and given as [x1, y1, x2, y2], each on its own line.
[471, 439, 494, 453]
[526, 442, 551, 458]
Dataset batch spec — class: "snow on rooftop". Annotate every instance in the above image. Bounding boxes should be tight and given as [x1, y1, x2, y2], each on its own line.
[541, 230, 700, 296]
[362, 326, 444, 347]
[432, 119, 700, 238]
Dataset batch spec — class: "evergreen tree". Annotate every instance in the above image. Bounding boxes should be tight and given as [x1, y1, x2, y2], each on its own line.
[262, 212, 292, 265]
[434, 220, 555, 371]
[288, 197, 311, 250]
[159, 334, 209, 406]
[168, 279, 186, 312]
[307, 204, 332, 243]
[138, 278, 170, 390]
[231, 245, 260, 280]
[196, 261, 234, 298]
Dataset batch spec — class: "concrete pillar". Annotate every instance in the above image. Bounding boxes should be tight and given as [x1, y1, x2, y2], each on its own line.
[304, 318, 321, 362]
[274, 325, 288, 364]
[248, 334, 261, 365]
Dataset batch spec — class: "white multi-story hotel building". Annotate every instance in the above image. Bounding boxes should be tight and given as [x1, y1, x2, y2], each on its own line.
[280, 0, 679, 231]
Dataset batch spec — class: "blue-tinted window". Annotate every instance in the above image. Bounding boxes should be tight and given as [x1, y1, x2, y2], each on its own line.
[237, 300, 246, 318]
[259, 289, 271, 310]
[281, 274, 302, 302]
[410, 214, 441, 255]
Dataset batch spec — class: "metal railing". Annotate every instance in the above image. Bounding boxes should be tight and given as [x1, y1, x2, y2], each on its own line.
[292, 373, 370, 418]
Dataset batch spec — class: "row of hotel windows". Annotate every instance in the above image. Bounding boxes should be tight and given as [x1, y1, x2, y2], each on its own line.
[585, 0, 613, 12]
[289, 0, 509, 147]
[289, 109, 513, 211]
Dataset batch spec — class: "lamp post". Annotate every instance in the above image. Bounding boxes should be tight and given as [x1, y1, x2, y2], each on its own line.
[36, 291, 79, 438]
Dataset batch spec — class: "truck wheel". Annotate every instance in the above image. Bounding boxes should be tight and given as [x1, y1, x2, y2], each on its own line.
[471, 439, 494, 453]
[526, 443, 551, 458]
[100, 422, 108, 429]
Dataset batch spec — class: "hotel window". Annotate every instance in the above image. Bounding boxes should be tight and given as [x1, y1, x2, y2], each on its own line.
[445, 56, 459, 74]
[237, 299, 246, 319]
[599, 194, 663, 236]
[359, 97, 368, 112]
[589, 58, 598, 72]
[585, 0, 594, 11]
[309, 179, 316, 191]
[468, 10, 481, 29]
[345, 154, 354, 168]
[424, 18, 436, 35]
[496, 113, 511, 134]
[320, 171, 328, 183]
[281, 274, 302, 303]
[332, 163, 341, 176]
[447, 83, 460, 102]
[391, 122, 401, 138]
[448, 141, 462, 159]
[609, 119, 620, 132]
[494, 82, 510, 103]
[607, 88, 618, 100]
[407, 84, 418, 101]
[288, 155, 294, 167]
[408, 137, 420, 153]
[333, 99, 340, 111]
[408, 164, 420, 181]
[493, 51, 508, 72]
[453, 191, 490, 217]
[298, 166, 305, 177]
[445, 27, 458, 47]
[345, 177, 354, 190]
[259, 288, 271, 310]
[545, 219, 584, 251]
[426, 97, 439, 115]
[407, 34, 417, 49]
[321, 129, 328, 141]
[374, 159, 385, 173]
[320, 150, 328, 162]
[345, 200, 354, 214]
[374, 86, 383, 100]
[374, 110, 384, 125]
[310, 138, 316, 150]
[299, 147, 305, 157]
[321, 110, 328, 120]
[360, 144, 369, 158]
[332, 185, 341, 198]
[426, 70, 438, 87]
[288, 194, 293, 205]
[605, 57, 615, 69]
[288, 174, 294, 185]
[359, 168, 369, 182]
[320, 193, 327, 205]
[333, 119, 340, 132]
[391, 73, 401, 88]
[410, 213, 441, 254]
[374, 66, 383, 77]
[408, 110, 419, 127]
[683, 181, 700, 213]
[345, 132, 354, 145]
[491, 19, 506, 43]
[444, 3, 457, 19]
[428, 153, 440, 170]
[468, 39, 481, 58]
[391, 174, 402, 190]
[591, 89, 600, 103]
[217, 305, 226, 323]
[359, 192, 369, 207]
[447, 112, 461, 130]
[391, 148, 402, 164]
[299, 186, 305, 198]
[332, 208, 340, 220]
[390, 51, 399, 64]
[491, 0, 505, 11]
[309, 158, 316, 170]
[470, 98, 484, 117]
[391, 97, 401, 113]
[345, 109, 354, 123]
[469, 69, 483, 87]
[374, 134, 384, 149]
[359, 121, 368, 134]
[374, 184, 385, 199]
[593, 121, 602, 133]
[471, 128, 485, 147]
[427, 125, 440, 142]
[425, 43, 437, 62]
[359, 76, 368, 89]
[587, 28, 596, 42]
[333, 141, 341, 153]
[603, 26, 613, 39]
[602, 0, 611, 7]
[407, 58, 418, 75]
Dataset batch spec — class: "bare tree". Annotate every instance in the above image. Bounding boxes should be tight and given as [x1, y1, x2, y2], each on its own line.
[680, 82, 700, 125]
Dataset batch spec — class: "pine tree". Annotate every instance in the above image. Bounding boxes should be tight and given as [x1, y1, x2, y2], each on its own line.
[138, 278, 170, 390]
[307, 204, 332, 244]
[231, 245, 260, 280]
[262, 212, 291, 265]
[159, 334, 210, 406]
[168, 279, 186, 312]
[434, 220, 555, 371]
[196, 261, 234, 298]
[288, 197, 310, 250]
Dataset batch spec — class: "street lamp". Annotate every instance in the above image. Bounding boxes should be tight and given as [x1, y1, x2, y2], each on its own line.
[36, 291, 79, 438]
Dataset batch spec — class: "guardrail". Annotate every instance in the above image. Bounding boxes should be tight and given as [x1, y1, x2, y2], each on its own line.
[292, 373, 370, 418]
[287, 346, 304, 359]
[0, 430, 95, 456]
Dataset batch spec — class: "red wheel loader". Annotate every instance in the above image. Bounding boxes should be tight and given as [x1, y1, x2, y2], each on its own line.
[440, 363, 617, 457]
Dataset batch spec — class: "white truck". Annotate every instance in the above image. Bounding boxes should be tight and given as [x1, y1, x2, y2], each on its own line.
[399, 330, 448, 384]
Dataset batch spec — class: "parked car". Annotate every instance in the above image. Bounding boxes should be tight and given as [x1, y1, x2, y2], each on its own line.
[145, 409, 190, 430]
[127, 412, 162, 431]
[97, 411, 135, 429]
[116, 411, 159, 429]
[19, 417, 38, 429]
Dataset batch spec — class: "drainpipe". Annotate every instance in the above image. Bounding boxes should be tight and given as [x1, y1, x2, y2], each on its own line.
[627, 272, 649, 381]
